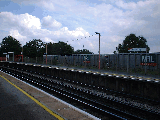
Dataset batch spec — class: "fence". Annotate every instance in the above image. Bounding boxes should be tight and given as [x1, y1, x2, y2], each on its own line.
[43, 53, 160, 76]
[4, 53, 159, 75]
[23, 57, 43, 64]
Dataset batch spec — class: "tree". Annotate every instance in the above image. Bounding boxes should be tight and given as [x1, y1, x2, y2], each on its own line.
[115, 34, 150, 53]
[23, 39, 45, 58]
[23, 40, 74, 57]
[49, 41, 74, 55]
[0, 36, 22, 56]
[74, 49, 94, 54]
[47, 42, 54, 55]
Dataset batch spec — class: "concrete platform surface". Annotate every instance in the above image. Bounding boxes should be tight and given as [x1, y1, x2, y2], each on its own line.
[0, 71, 98, 120]
[0, 76, 61, 120]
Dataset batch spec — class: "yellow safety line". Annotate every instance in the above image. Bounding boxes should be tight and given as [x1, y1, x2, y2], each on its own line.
[0, 75, 64, 120]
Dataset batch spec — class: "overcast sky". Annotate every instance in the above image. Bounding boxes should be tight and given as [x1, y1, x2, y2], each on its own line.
[0, 0, 160, 54]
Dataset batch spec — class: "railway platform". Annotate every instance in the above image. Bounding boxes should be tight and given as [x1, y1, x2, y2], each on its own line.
[1, 61, 160, 101]
[0, 76, 60, 120]
[0, 71, 99, 120]
[0, 61, 160, 119]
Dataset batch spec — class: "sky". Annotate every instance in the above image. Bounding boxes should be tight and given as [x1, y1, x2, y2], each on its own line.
[0, 0, 160, 54]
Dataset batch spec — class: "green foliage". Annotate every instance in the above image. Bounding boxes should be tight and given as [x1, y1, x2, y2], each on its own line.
[23, 40, 74, 57]
[74, 49, 94, 54]
[47, 42, 54, 55]
[47, 41, 74, 55]
[23, 39, 45, 58]
[0, 36, 22, 56]
[0, 36, 75, 58]
[116, 34, 150, 53]
[113, 51, 116, 54]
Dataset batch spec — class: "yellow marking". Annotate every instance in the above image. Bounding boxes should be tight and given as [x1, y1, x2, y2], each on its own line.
[0, 75, 64, 120]
[120, 75, 124, 77]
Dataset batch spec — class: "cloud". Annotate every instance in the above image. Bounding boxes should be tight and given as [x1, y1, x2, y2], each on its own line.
[2, 0, 160, 53]
[39, 1, 55, 11]
[115, 0, 137, 10]
[41, 15, 62, 29]
[44, 37, 53, 43]
[0, 12, 90, 48]
[11, 0, 77, 11]
[20, 13, 41, 29]
[0, 12, 41, 31]
[51, 27, 90, 39]
[9, 29, 27, 44]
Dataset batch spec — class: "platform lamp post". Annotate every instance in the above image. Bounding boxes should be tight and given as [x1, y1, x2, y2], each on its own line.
[45, 43, 47, 65]
[145, 42, 147, 75]
[21, 44, 23, 62]
[95, 32, 101, 70]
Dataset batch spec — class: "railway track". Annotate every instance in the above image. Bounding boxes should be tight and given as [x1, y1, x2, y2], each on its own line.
[1, 66, 160, 120]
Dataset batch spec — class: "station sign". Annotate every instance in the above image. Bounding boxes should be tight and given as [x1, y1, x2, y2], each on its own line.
[128, 48, 146, 51]
[141, 54, 157, 66]
[83, 55, 91, 63]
